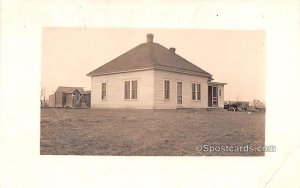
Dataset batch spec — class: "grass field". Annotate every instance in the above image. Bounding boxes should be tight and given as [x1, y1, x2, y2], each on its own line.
[40, 108, 265, 156]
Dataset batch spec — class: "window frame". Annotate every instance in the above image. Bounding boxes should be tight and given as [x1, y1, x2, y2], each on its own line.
[131, 80, 138, 100]
[124, 80, 138, 100]
[164, 80, 170, 100]
[192, 83, 196, 100]
[192, 83, 201, 101]
[101, 82, 107, 100]
[124, 80, 131, 100]
[197, 83, 201, 100]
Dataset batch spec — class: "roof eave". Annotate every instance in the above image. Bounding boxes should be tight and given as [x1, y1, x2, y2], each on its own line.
[154, 66, 212, 78]
[87, 67, 212, 78]
[87, 67, 155, 77]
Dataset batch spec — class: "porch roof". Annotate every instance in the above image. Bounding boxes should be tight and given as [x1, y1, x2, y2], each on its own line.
[208, 81, 227, 86]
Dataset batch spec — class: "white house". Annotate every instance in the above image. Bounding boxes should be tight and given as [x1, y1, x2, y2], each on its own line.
[87, 34, 226, 109]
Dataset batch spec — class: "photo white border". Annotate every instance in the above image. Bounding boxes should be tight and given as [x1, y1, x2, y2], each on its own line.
[1, 1, 300, 187]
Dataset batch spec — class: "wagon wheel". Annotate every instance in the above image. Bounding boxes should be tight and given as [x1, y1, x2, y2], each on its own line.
[229, 107, 236, 112]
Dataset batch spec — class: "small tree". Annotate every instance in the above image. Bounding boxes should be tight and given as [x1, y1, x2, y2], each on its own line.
[41, 88, 46, 107]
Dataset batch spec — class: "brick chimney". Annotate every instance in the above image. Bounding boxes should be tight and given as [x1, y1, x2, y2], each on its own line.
[147, 33, 154, 43]
[169, 47, 176, 53]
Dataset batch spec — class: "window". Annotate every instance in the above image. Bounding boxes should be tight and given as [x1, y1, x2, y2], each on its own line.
[192, 83, 201, 100]
[219, 89, 221, 97]
[124, 80, 138, 100]
[164, 80, 170, 99]
[192, 83, 196, 100]
[131, 80, 138, 99]
[197, 84, 201, 100]
[124, 81, 130, 99]
[101, 83, 107, 100]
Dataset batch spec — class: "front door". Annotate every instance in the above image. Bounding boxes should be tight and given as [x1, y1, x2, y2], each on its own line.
[212, 86, 218, 107]
[208, 86, 218, 107]
[208, 86, 212, 107]
[177, 82, 182, 105]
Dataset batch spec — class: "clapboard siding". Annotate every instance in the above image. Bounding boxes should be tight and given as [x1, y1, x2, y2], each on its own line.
[55, 92, 63, 107]
[91, 70, 154, 109]
[153, 70, 209, 109]
[49, 94, 55, 107]
[65, 94, 72, 107]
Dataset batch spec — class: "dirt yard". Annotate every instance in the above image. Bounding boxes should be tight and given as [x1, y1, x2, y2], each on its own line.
[40, 108, 265, 156]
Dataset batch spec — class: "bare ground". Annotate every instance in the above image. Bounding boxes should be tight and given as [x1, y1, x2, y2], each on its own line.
[40, 108, 265, 156]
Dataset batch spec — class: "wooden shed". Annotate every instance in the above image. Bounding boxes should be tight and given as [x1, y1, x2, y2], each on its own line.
[49, 86, 90, 108]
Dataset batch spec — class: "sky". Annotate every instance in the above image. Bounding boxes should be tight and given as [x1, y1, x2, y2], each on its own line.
[42, 28, 265, 102]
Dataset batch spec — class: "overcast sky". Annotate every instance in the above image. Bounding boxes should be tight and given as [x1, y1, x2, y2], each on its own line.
[42, 28, 265, 102]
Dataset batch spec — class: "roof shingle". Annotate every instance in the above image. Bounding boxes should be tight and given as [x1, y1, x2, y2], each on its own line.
[87, 35, 212, 78]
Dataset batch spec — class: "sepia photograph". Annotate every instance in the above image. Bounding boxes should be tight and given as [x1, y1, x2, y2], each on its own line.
[2, 1, 300, 187]
[41, 28, 266, 156]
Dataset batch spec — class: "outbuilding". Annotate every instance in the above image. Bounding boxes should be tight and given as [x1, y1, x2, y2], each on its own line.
[49, 86, 90, 108]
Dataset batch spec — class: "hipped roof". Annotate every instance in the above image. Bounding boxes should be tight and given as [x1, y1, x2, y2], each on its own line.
[87, 35, 212, 78]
